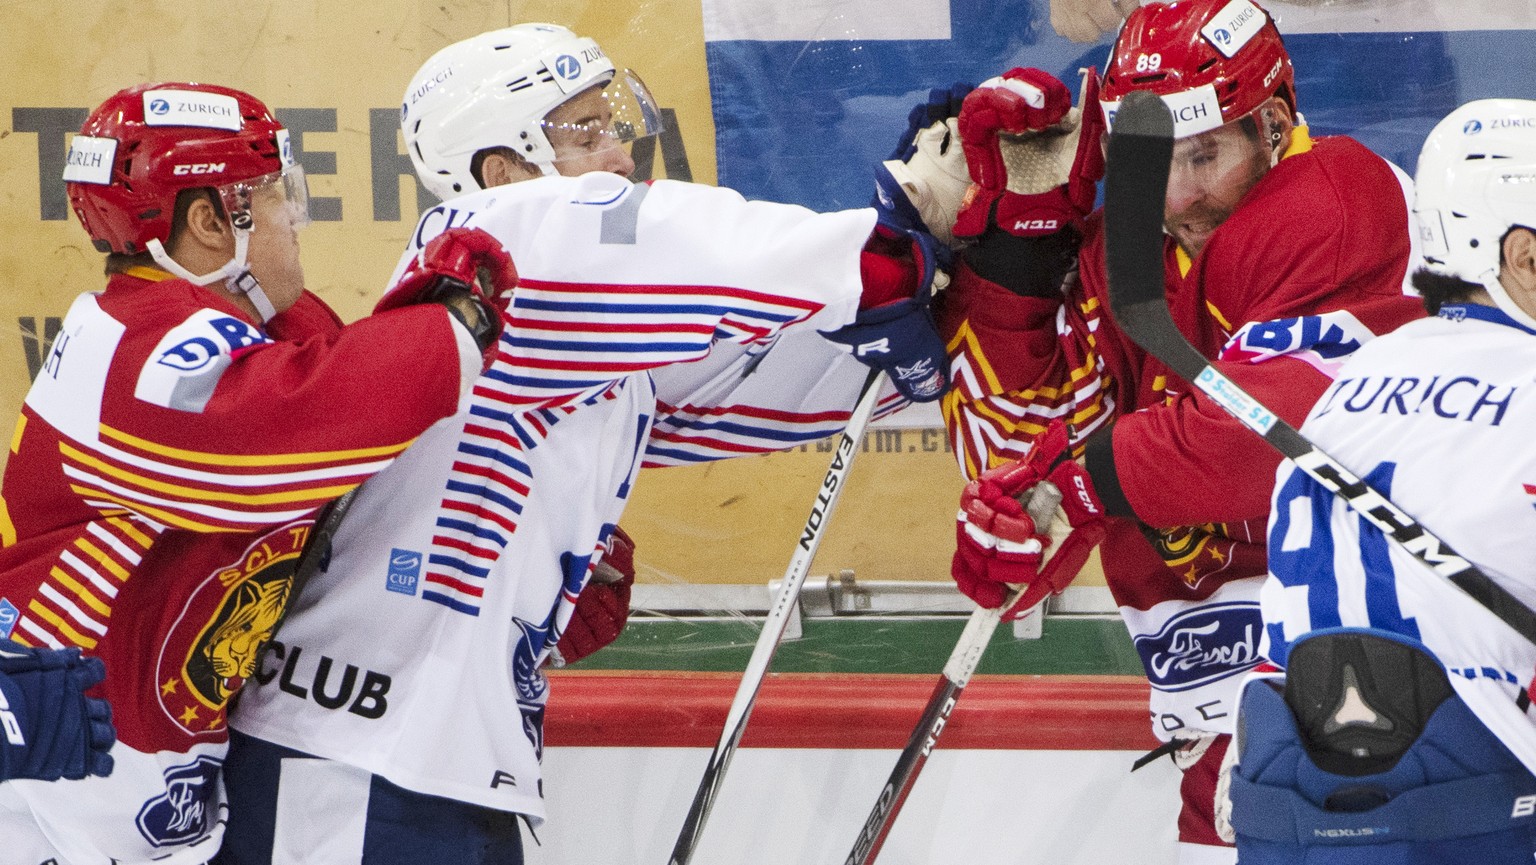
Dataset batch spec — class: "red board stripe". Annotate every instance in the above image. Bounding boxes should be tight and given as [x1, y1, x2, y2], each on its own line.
[543, 672, 1157, 751]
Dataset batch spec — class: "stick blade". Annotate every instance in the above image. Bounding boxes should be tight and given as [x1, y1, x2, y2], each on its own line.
[1104, 90, 1175, 319]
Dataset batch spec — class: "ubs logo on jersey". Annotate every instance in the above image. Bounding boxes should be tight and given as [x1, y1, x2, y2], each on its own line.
[136, 755, 221, 847]
[156, 523, 308, 736]
[155, 316, 266, 372]
[1134, 603, 1263, 691]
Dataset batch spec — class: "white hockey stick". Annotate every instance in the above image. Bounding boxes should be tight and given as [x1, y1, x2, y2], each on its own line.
[668, 368, 885, 865]
[1102, 90, 1536, 644]
[843, 482, 1060, 865]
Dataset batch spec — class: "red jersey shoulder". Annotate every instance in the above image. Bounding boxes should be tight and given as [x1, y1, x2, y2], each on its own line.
[266, 290, 343, 341]
[1196, 135, 1411, 324]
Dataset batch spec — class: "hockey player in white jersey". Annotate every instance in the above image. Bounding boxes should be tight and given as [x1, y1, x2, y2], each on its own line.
[1225, 99, 1536, 862]
[219, 24, 945, 864]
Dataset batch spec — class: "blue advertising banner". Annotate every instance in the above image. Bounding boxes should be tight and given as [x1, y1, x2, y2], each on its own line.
[703, 0, 1536, 212]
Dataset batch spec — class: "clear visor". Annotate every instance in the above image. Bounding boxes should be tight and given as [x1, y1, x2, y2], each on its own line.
[1166, 109, 1265, 193]
[216, 163, 311, 232]
[539, 70, 666, 166]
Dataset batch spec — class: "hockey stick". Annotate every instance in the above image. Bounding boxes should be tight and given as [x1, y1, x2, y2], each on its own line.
[669, 368, 885, 865]
[842, 481, 1062, 865]
[1102, 90, 1536, 644]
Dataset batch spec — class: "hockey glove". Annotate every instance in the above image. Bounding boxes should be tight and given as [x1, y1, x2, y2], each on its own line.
[0, 640, 115, 782]
[551, 526, 636, 667]
[874, 83, 973, 246]
[375, 227, 519, 367]
[821, 217, 950, 403]
[953, 67, 1105, 241]
[952, 419, 1107, 620]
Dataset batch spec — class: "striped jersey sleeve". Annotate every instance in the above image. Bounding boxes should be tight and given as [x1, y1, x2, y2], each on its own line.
[936, 263, 1117, 479]
[394, 174, 879, 414]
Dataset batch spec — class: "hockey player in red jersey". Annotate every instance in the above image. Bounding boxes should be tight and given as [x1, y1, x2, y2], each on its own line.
[0, 82, 515, 865]
[900, 1, 1428, 860]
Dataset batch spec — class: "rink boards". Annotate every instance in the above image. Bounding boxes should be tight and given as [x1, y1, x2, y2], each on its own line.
[535, 671, 1180, 865]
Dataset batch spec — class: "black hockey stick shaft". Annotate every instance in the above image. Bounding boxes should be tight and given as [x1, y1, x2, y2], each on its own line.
[1102, 90, 1536, 644]
[669, 368, 885, 865]
[843, 597, 1012, 865]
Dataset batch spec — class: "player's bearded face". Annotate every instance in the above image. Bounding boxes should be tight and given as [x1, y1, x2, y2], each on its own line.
[1163, 119, 1271, 257]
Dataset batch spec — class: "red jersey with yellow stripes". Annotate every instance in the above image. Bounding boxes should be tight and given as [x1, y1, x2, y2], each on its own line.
[0, 268, 475, 864]
[937, 132, 1425, 740]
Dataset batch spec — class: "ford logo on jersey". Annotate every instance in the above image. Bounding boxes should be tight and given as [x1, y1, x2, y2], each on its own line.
[1133, 602, 1263, 691]
[386, 548, 422, 596]
[136, 755, 221, 847]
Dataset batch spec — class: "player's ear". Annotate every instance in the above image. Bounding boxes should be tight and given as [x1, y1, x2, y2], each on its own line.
[1258, 98, 1293, 153]
[176, 191, 232, 256]
[479, 151, 542, 188]
[1501, 227, 1536, 300]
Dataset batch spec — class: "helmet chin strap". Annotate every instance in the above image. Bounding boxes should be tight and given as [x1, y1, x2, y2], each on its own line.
[1481, 275, 1536, 332]
[145, 229, 279, 323]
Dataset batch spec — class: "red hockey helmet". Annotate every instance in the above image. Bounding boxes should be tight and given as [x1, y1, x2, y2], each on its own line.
[65, 82, 293, 254]
[1100, 0, 1294, 139]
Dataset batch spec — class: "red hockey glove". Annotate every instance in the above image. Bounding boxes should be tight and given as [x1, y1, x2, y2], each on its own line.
[952, 419, 1107, 620]
[952, 67, 1106, 241]
[375, 227, 518, 366]
[552, 526, 636, 667]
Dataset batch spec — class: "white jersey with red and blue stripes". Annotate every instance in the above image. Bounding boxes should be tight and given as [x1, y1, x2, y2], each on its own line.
[228, 173, 894, 821]
[1261, 303, 1536, 775]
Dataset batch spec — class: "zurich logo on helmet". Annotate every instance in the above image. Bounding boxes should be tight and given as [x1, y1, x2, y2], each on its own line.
[149, 98, 171, 115]
[1213, 28, 1232, 45]
[1464, 119, 1484, 135]
[553, 54, 582, 81]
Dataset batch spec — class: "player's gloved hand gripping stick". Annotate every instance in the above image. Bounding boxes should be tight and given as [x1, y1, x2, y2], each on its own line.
[842, 420, 1105, 865]
[1102, 90, 1536, 645]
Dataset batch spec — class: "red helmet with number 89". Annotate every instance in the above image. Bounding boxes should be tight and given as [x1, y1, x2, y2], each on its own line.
[1099, 0, 1294, 140]
[65, 82, 300, 255]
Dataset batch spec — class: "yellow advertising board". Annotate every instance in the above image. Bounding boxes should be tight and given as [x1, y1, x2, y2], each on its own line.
[0, 0, 980, 588]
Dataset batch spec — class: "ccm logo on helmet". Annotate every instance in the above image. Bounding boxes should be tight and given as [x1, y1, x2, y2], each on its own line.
[172, 163, 227, 176]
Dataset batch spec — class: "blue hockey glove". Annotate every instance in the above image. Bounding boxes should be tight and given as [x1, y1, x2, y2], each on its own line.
[888, 83, 973, 164]
[822, 217, 951, 403]
[874, 83, 973, 246]
[0, 640, 115, 781]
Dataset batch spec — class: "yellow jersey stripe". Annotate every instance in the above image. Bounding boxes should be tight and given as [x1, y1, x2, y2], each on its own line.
[49, 567, 112, 617]
[75, 538, 131, 582]
[61, 442, 355, 506]
[106, 516, 156, 548]
[26, 600, 99, 650]
[70, 484, 238, 534]
[99, 423, 412, 468]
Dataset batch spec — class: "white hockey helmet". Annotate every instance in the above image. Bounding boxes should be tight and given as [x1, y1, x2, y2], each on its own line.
[1415, 99, 1536, 295]
[401, 23, 665, 201]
